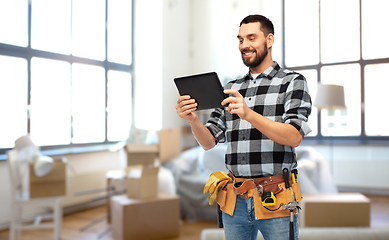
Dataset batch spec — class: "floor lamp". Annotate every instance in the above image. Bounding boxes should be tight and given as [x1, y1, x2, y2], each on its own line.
[314, 83, 346, 175]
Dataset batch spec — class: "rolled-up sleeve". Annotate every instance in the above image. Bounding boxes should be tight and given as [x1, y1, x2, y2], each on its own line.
[283, 74, 312, 137]
[205, 107, 227, 143]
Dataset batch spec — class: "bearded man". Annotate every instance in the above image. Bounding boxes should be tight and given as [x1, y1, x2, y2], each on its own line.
[176, 14, 312, 240]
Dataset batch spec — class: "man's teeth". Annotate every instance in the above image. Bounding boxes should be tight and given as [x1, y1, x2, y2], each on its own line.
[245, 52, 252, 56]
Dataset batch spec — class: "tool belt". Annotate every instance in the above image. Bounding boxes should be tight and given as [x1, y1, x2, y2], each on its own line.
[216, 171, 303, 220]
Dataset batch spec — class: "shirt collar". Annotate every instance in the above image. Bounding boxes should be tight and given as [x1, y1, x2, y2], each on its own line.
[243, 61, 280, 81]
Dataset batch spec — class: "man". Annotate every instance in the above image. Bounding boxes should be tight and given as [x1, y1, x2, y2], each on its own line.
[176, 14, 311, 240]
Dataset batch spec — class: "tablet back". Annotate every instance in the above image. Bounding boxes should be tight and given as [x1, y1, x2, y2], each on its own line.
[174, 72, 227, 110]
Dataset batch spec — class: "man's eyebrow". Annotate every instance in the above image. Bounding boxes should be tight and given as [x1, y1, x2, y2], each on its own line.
[237, 33, 257, 39]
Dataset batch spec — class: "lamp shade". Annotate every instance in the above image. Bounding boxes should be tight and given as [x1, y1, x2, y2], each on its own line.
[33, 155, 54, 177]
[314, 84, 346, 110]
[14, 135, 36, 151]
[14, 135, 40, 162]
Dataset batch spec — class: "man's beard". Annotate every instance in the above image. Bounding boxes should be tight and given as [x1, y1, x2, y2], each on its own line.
[241, 44, 268, 69]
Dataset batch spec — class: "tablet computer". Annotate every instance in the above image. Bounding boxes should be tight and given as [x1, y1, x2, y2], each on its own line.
[174, 72, 227, 110]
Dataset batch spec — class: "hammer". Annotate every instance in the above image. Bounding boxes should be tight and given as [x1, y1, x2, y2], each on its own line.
[282, 168, 300, 240]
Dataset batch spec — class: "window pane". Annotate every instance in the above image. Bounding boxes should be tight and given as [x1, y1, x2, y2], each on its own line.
[284, 0, 319, 67]
[320, 64, 361, 136]
[30, 58, 71, 146]
[298, 69, 318, 137]
[72, 63, 106, 143]
[0, 0, 28, 47]
[107, 70, 132, 141]
[320, 0, 360, 63]
[361, 0, 389, 60]
[365, 63, 389, 136]
[72, 0, 106, 60]
[0, 56, 28, 148]
[31, 0, 71, 54]
[108, 0, 132, 64]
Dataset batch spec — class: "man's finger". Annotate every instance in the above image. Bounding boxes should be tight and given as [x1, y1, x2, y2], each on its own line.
[221, 97, 233, 106]
[177, 95, 191, 103]
[224, 89, 242, 98]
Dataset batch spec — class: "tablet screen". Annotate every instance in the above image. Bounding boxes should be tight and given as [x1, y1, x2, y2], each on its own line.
[174, 72, 227, 110]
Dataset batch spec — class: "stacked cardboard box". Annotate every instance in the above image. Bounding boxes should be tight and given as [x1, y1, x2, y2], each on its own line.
[125, 144, 158, 166]
[125, 128, 181, 166]
[109, 128, 181, 239]
[158, 128, 181, 164]
[125, 165, 159, 199]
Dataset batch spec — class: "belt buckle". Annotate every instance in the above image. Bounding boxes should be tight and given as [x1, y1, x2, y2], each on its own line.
[256, 184, 264, 194]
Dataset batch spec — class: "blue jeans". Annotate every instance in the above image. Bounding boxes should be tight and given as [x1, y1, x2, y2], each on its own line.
[222, 196, 299, 240]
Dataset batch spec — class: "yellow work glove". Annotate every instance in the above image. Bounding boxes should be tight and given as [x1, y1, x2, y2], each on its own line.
[208, 179, 229, 205]
[203, 171, 230, 195]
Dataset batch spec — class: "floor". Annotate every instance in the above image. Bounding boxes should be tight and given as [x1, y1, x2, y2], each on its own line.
[0, 194, 388, 240]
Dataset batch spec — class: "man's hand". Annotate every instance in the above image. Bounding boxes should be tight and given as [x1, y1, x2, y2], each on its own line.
[176, 95, 216, 150]
[176, 95, 198, 123]
[222, 89, 253, 120]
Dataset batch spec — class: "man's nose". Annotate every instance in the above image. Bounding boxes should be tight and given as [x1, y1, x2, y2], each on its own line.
[241, 39, 250, 49]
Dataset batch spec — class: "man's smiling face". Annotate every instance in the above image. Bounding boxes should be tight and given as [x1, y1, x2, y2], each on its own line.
[237, 22, 269, 70]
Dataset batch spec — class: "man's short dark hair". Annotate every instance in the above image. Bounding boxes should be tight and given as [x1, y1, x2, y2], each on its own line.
[240, 14, 274, 37]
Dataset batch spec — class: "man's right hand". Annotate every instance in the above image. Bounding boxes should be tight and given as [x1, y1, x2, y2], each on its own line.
[176, 95, 198, 123]
[176, 95, 216, 151]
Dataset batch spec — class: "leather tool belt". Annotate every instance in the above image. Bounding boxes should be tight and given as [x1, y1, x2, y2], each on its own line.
[231, 172, 293, 199]
[216, 171, 303, 220]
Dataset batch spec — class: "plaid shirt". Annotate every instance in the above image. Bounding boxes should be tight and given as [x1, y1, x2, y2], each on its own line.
[205, 62, 312, 178]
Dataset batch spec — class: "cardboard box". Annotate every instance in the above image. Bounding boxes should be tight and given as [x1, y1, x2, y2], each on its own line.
[125, 143, 158, 166]
[111, 192, 180, 240]
[300, 193, 370, 227]
[125, 128, 182, 166]
[29, 158, 66, 198]
[158, 128, 181, 164]
[126, 165, 159, 199]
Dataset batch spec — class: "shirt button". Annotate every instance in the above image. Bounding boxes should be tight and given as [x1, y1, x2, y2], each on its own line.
[249, 98, 252, 101]
[254, 81, 256, 84]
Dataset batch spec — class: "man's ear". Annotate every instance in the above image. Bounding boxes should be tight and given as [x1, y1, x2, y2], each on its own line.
[267, 33, 274, 49]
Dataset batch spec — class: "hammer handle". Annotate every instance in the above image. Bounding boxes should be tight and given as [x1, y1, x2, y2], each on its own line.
[283, 168, 290, 189]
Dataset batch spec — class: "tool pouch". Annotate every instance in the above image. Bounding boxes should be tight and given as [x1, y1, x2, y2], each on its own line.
[292, 181, 303, 202]
[253, 181, 301, 220]
[216, 183, 236, 216]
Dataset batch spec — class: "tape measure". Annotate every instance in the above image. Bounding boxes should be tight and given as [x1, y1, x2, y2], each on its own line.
[261, 192, 276, 206]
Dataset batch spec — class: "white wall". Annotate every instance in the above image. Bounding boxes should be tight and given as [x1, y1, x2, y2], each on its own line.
[161, 0, 192, 129]
[133, 0, 164, 130]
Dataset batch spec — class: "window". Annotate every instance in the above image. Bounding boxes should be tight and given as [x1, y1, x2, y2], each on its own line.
[0, 0, 133, 153]
[283, 0, 389, 142]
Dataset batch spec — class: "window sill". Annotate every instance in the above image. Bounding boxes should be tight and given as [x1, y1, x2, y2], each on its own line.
[0, 141, 126, 161]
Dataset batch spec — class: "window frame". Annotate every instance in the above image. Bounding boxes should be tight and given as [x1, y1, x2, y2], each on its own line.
[282, 0, 389, 145]
[0, 0, 134, 156]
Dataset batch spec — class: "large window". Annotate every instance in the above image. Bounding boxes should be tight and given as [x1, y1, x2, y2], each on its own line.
[283, 0, 389, 142]
[0, 0, 133, 153]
